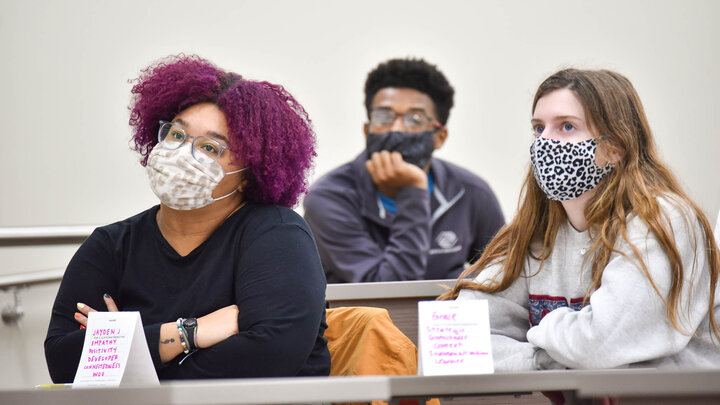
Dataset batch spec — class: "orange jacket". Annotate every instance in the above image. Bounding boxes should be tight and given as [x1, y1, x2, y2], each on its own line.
[326, 306, 440, 405]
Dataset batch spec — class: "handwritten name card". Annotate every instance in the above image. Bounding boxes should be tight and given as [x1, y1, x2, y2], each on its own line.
[418, 300, 494, 375]
[73, 311, 158, 387]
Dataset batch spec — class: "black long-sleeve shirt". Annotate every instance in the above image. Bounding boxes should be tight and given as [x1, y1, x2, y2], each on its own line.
[45, 204, 331, 382]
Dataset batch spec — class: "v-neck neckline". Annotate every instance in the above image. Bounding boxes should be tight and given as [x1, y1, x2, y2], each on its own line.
[150, 204, 247, 259]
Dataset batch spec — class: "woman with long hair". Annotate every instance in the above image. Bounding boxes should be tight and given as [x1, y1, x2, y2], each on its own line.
[441, 68, 720, 370]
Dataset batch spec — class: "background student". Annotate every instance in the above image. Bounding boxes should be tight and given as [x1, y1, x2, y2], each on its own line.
[304, 58, 504, 283]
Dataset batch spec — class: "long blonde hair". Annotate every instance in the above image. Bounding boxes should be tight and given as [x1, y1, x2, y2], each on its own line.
[440, 69, 720, 340]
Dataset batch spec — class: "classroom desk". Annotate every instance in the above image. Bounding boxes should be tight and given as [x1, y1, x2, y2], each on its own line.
[388, 369, 720, 404]
[325, 282, 720, 404]
[0, 375, 391, 405]
[326, 279, 455, 345]
[2, 369, 718, 405]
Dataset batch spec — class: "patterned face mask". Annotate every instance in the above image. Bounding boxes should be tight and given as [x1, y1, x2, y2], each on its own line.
[146, 144, 246, 210]
[530, 137, 614, 201]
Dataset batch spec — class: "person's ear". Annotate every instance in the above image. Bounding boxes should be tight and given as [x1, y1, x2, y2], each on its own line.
[363, 123, 369, 139]
[237, 171, 249, 192]
[433, 126, 448, 150]
[607, 149, 624, 165]
[597, 143, 624, 166]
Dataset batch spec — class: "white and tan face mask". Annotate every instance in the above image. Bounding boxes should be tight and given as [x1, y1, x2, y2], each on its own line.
[146, 144, 245, 210]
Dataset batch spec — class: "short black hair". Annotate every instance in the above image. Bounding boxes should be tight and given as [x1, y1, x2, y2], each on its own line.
[364, 58, 455, 125]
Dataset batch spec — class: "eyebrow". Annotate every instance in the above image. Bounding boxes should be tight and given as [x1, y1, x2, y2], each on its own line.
[374, 106, 431, 116]
[532, 115, 582, 121]
[555, 115, 582, 121]
[173, 118, 229, 143]
[207, 131, 229, 143]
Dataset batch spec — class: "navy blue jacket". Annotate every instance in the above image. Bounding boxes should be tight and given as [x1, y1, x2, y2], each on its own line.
[304, 153, 505, 282]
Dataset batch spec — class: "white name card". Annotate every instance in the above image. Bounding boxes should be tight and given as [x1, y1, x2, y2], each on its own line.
[417, 300, 494, 375]
[73, 311, 159, 387]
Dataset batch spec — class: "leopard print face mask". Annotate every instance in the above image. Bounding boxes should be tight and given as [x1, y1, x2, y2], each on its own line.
[530, 137, 614, 201]
[146, 144, 246, 210]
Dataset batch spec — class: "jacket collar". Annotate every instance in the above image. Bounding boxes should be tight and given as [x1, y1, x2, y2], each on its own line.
[351, 152, 466, 227]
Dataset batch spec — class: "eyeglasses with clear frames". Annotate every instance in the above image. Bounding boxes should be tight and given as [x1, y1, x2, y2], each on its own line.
[368, 108, 442, 133]
[157, 120, 229, 165]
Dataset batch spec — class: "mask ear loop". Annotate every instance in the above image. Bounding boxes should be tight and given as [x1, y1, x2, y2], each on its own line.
[213, 167, 248, 202]
[225, 167, 247, 176]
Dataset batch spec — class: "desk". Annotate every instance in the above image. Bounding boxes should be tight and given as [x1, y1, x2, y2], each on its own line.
[325, 280, 545, 404]
[3, 370, 718, 405]
[326, 279, 455, 345]
[0, 375, 391, 405]
[574, 368, 720, 403]
[388, 369, 720, 405]
[326, 282, 720, 405]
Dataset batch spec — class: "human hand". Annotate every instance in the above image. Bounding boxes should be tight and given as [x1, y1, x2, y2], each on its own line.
[365, 151, 428, 199]
[195, 304, 240, 349]
[74, 294, 118, 327]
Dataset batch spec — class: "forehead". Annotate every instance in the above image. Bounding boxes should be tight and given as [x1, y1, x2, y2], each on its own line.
[533, 88, 586, 120]
[371, 87, 436, 116]
[173, 103, 228, 133]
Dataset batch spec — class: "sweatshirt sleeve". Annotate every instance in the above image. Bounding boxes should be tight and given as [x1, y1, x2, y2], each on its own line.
[455, 262, 560, 371]
[304, 185, 431, 282]
[159, 223, 328, 378]
[468, 187, 505, 262]
[526, 202, 712, 369]
[44, 229, 117, 382]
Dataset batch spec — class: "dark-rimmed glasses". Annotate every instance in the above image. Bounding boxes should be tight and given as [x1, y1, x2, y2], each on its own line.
[369, 108, 442, 133]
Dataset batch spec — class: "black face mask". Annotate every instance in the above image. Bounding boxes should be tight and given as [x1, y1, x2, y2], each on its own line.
[365, 131, 436, 168]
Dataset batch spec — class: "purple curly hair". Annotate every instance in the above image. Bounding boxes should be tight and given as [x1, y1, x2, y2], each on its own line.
[129, 54, 316, 207]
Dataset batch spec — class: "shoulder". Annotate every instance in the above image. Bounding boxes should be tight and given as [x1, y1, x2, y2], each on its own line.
[619, 194, 706, 257]
[91, 206, 158, 244]
[240, 203, 313, 238]
[305, 157, 366, 212]
[232, 205, 325, 275]
[626, 194, 700, 236]
[656, 194, 696, 221]
[470, 260, 506, 286]
[435, 159, 498, 200]
[67, 207, 158, 272]
[307, 159, 361, 196]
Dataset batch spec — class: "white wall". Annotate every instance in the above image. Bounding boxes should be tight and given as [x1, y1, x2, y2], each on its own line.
[0, 0, 718, 388]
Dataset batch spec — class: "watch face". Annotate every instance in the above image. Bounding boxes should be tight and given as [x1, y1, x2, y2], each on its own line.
[183, 318, 197, 329]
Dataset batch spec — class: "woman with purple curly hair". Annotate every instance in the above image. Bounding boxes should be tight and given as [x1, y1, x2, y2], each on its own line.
[45, 55, 331, 381]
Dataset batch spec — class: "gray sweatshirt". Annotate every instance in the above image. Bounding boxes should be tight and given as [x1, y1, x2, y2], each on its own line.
[457, 196, 720, 371]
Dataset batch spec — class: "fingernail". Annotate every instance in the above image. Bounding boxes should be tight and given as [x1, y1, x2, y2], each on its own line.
[103, 293, 111, 299]
[74, 312, 82, 318]
[80, 325, 86, 329]
[76, 303, 85, 309]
